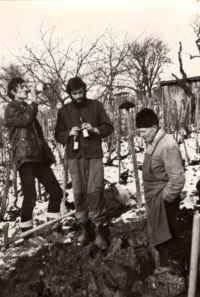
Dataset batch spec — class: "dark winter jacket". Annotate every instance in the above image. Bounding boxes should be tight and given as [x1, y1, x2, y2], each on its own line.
[55, 98, 114, 159]
[3, 100, 56, 169]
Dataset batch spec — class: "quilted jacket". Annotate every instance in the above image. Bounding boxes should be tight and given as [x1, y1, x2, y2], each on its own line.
[3, 100, 55, 169]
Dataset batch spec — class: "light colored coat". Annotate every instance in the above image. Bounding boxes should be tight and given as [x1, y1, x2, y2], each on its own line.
[146, 131, 185, 202]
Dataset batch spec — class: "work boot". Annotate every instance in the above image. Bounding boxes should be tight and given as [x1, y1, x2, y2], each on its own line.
[78, 222, 91, 245]
[44, 213, 61, 235]
[94, 223, 108, 250]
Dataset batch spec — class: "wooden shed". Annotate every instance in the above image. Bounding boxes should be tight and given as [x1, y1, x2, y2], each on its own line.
[155, 76, 200, 124]
[160, 76, 200, 115]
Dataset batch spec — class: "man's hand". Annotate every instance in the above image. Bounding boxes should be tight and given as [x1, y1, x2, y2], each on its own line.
[69, 127, 80, 136]
[81, 123, 100, 134]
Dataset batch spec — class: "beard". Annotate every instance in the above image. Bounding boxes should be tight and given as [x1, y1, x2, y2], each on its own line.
[71, 93, 87, 109]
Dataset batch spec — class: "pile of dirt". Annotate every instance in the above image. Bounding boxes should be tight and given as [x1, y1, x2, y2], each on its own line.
[0, 215, 157, 297]
[0, 207, 196, 297]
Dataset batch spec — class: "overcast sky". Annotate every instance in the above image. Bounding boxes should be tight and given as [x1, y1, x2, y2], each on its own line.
[0, 0, 200, 81]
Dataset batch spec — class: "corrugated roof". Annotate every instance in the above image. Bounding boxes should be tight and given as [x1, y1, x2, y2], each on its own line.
[161, 76, 200, 86]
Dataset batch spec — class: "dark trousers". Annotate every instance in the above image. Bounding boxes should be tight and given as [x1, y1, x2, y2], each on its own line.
[155, 197, 186, 275]
[18, 162, 63, 223]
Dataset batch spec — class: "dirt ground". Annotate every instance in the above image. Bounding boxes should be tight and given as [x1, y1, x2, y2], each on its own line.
[0, 136, 200, 296]
[0, 206, 198, 297]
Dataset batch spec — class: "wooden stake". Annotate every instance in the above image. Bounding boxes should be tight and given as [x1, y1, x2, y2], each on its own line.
[195, 89, 200, 153]
[119, 101, 142, 208]
[118, 109, 121, 183]
[61, 149, 67, 215]
[187, 214, 200, 297]
[0, 130, 12, 221]
[157, 75, 166, 132]
[125, 110, 142, 208]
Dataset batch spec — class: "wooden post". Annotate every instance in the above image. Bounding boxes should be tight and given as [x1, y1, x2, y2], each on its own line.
[187, 214, 200, 297]
[157, 75, 166, 131]
[37, 181, 41, 201]
[118, 108, 121, 183]
[49, 109, 68, 216]
[181, 129, 190, 165]
[189, 97, 192, 128]
[13, 165, 18, 203]
[119, 101, 142, 208]
[61, 149, 67, 216]
[126, 110, 142, 207]
[0, 130, 12, 221]
[180, 100, 190, 165]
[195, 89, 200, 153]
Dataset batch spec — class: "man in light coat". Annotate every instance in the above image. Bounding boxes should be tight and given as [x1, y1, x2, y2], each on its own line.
[136, 108, 186, 277]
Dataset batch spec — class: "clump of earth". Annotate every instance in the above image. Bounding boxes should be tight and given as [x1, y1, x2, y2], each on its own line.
[0, 205, 197, 297]
[0, 135, 200, 296]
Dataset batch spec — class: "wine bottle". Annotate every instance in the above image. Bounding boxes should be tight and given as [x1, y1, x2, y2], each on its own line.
[73, 135, 79, 151]
[80, 117, 89, 138]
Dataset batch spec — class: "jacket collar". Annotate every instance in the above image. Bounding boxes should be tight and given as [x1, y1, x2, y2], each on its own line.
[146, 129, 166, 155]
[11, 100, 28, 108]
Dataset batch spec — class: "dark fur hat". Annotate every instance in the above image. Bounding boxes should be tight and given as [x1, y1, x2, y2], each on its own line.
[136, 108, 159, 128]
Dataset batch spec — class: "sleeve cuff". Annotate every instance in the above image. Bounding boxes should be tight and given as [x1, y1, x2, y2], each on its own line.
[93, 128, 100, 135]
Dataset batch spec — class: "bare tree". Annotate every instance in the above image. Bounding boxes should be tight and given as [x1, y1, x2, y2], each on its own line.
[123, 37, 172, 100]
[172, 42, 196, 123]
[189, 15, 200, 59]
[91, 33, 128, 106]
[12, 23, 110, 107]
[88, 33, 129, 164]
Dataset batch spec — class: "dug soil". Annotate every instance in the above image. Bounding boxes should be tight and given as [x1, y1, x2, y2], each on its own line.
[0, 208, 198, 297]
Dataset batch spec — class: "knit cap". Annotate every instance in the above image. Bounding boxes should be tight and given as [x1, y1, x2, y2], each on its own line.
[136, 108, 159, 128]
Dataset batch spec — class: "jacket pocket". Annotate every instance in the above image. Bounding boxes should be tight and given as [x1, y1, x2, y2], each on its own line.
[22, 137, 42, 158]
[15, 127, 43, 160]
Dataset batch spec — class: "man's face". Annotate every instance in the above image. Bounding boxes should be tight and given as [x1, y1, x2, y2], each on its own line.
[71, 87, 84, 103]
[137, 125, 158, 144]
[12, 83, 29, 101]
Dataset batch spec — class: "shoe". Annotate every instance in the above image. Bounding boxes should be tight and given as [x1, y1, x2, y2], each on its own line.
[169, 259, 186, 278]
[94, 223, 108, 250]
[78, 222, 91, 245]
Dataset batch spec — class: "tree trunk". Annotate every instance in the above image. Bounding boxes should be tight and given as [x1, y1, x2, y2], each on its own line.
[157, 75, 166, 131]
[0, 131, 12, 221]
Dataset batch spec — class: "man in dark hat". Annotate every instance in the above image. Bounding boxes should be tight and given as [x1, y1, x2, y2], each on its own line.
[3, 77, 63, 237]
[55, 77, 114, 249]
[136, 108, 186, 277]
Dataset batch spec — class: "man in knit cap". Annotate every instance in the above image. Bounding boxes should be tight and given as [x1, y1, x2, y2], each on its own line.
[136, 108, 186, 277]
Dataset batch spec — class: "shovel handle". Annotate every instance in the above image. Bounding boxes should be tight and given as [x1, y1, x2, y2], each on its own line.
[4, 210, 76, 248]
